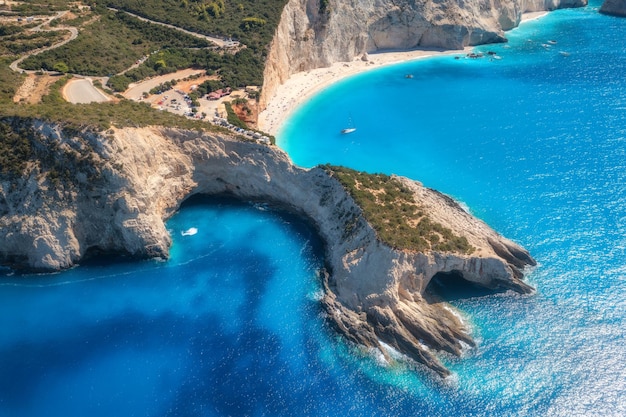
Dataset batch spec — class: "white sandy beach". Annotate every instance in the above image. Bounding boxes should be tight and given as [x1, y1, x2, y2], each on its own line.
[257, 48, 470, 135]
[258, 11, 548, 136]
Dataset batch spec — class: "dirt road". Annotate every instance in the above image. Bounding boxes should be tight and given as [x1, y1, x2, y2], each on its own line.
[122, 69, 206, 100]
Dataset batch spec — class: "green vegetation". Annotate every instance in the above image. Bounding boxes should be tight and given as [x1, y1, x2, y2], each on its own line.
[319, 0, 330, 15]
[224, 101, 247, 129]
[20, 10, 212, 75]
[0, 64, 215, 132]
[107, 47, 262, 92]
[10, 2, 62, 15]
[0, 58, 24, 102]
[0, 117, 105, 196]
[0, 0, 275, 142]
[0, 120, 33, 178]
[240, 17, 266, 31]
[191, 79, 226, 96]
[96, 0, 288, 53]
[0, 28, 65, 56]
[324, 165, 475, 254]
[91, 0, 289, 89]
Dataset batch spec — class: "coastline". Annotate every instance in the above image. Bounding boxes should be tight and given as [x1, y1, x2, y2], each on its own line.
[257, 48, 470, 136]
[258, 11, 549, 136]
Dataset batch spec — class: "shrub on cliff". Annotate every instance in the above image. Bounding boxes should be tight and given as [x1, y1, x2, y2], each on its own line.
[323, 165, 474, 254]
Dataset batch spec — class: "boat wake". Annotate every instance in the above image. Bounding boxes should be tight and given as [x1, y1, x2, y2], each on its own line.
[181, 227, 198, 236]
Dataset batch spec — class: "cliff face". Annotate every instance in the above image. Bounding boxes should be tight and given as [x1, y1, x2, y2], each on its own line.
[0, 121, 535, 376]
[600, 0, 626, 17]
[261, 0, 588, 108]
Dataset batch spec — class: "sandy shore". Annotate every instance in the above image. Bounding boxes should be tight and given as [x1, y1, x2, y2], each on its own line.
[258, 11, 549, 136]
[521, 11, 549, 23]
[257, 48, 470, 135]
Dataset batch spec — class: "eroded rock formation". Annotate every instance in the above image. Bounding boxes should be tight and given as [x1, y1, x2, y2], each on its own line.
[0, 120, 535, 376]
[261, 0, 588, 108]
[600, 0, 626, 17]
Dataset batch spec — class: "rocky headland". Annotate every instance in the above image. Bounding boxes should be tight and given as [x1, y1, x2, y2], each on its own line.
[0, 119, 535, 376]
[600, 0, 626, 17]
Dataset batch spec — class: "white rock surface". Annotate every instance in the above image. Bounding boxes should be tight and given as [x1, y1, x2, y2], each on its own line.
[260, 0, 587, 108]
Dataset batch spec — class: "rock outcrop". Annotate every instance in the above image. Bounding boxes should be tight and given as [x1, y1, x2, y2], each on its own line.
[260, 0, 588, 108]
[0, 120, 535, 376]
[600, 0, 626, 17]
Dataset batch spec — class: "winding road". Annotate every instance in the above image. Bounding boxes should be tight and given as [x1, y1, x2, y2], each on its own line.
[9, 11, 79, 73]
[7, 7, 243, 106]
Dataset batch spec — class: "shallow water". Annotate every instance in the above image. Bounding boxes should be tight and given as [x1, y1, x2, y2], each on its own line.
[2, 1, 626, 416]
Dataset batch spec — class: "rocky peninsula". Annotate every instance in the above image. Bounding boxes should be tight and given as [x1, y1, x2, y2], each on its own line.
[0, 119, 535, 376]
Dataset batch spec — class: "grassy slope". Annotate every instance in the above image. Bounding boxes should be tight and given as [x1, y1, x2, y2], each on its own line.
[20, 10, 212, 75]
[324, 165, 475, 254]
[96, 0, 289, 54]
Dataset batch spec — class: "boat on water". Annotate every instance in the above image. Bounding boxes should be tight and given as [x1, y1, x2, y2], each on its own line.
[341, 115, 356, 134]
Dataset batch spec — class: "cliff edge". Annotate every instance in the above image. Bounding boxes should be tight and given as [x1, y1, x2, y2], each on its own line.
[0, 120, 535, 376]
[261, 0, 588, 108]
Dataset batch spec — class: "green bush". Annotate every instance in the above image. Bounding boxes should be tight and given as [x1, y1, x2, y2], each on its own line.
[224, 101, 247, 129]
[323, 165, 475, 254]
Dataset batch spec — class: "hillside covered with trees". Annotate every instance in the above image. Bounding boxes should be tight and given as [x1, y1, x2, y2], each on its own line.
[95, 0, 288, 56]
[0, 0, 291, 131]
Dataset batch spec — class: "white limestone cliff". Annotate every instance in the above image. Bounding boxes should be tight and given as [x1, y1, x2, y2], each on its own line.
[261, 0, 588, 108]
[0, 121, 535, 376]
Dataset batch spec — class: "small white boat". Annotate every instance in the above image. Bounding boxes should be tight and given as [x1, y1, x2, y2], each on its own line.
[559, 51, 571, 57]
[341, 115, 356, 134]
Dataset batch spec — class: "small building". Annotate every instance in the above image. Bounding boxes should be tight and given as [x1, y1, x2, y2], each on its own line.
[207, 88, 232, 100]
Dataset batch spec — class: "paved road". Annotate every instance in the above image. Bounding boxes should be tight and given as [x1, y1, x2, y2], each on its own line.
[63, 79, 109, 104]
[9, 11, 79, 73]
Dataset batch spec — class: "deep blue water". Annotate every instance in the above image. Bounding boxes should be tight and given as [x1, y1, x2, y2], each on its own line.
[2, 2, 626, 416]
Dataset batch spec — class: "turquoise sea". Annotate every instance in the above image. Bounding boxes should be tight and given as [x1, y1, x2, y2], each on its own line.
[2, 1, 625, 415]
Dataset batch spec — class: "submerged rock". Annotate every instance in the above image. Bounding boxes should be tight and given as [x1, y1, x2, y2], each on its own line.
[0, 120, 535, 376]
